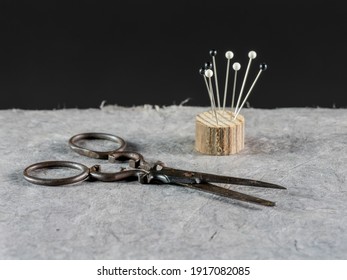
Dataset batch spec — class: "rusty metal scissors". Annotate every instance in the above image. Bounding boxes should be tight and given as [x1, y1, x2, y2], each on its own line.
[23, 132, 286, 207]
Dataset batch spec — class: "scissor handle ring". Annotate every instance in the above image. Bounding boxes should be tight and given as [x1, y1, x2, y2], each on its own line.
[69, 132, 126, 159]
[23, 161, 90, 186]
[89, 165, 148, 182]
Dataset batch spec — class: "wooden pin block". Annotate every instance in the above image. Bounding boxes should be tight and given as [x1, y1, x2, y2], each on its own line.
[195, 111, 245, 155]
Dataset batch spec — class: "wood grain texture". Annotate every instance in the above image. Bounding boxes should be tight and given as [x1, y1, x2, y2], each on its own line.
[195, 110, 245, 155]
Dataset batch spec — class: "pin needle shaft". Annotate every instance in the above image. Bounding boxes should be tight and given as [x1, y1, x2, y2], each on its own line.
[223, 59, 230, 111]
[209, 49, 220, 110]
[234, 63, 267, 119]
[203, 76, 218, 122]
[223, 51, 233, 111]
[208, 76, 218, 124]
[231, 62, 241, 117]
[234, 51, 257, 114]
[231, 70, 238, 109]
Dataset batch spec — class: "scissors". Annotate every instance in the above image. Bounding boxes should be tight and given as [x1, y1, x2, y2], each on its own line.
[23, 132, 286, 207]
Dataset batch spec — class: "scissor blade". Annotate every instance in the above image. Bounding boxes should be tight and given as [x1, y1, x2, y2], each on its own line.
[161, 167, 286, 189]
[180, 182, 276, 207]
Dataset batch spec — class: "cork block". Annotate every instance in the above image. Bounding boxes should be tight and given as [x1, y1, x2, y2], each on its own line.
[195, 110, 245, 155]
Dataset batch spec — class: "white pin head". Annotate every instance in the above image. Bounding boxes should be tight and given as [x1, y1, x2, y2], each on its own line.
[205, 69, 213, 78]
[225, 51, 234, 59]
[233, 62, 241, 71]
[248, 51, 257, 59]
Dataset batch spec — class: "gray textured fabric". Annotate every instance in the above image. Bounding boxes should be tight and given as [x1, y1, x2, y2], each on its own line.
[0, 106, 346, 259]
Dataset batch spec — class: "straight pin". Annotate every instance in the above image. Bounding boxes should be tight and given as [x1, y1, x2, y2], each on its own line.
[199, 67, 218, 123]
[234, 63, 267, 120]
[231, 62, 241, 113]
[204, 62, 218, 118]
[222, 51, 234, 112]
[209, 49, 221, 111]
[205, 69, 218, 124]
[234, 50, 257, 114]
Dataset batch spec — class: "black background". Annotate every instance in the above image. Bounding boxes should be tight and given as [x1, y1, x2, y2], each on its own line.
[1, 0, 347, 109]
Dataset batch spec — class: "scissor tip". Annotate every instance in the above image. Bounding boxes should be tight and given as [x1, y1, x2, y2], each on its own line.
[268, 183, 286, 190]
[266, 201, 276, 207]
